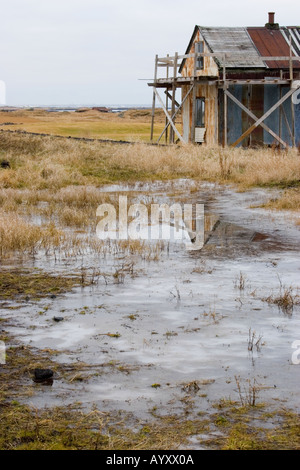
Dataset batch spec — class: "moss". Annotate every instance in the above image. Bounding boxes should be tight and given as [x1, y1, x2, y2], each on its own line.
[257, 179, 300, 190]
[0, 269, 83, 301]
[208, 402, 300, 450]
[151, 383, 161, 389]
[0, 403, 111, 450]
[222, 423, 264, 450]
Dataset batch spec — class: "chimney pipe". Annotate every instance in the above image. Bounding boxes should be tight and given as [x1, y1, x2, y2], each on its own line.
[266, 11, 279, 30]
[268, 12, 275, 24]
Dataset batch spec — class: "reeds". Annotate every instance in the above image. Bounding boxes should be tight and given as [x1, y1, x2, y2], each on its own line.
[0, 211, 70, 258]
[260, 188, 300, 211]
[234, 375, 261, 407]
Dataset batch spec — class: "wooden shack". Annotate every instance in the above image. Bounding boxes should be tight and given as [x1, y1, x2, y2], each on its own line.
[148, 12, 300, 148]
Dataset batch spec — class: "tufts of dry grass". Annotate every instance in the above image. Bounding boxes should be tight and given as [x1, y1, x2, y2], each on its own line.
[262, 282, 300, 314]
[259, 188, 300, 212]
[0, 208, 87, 259]
[1, 132, 300, 191]
[108, 143, 300, 189]
[0, 211, 43, 257]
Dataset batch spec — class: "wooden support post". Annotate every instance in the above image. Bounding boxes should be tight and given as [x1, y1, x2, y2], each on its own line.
[279, 71, 283, 148]
[231, 86, 299, 148]
[150, 54, 158, 142]
[191, 49, 198, 143]
[223, 55, 227, 147]
[170, 52, 178, 144]
[164, 90, 180, 108]
[157, 84, 194, 143]
[154, 89, 185, 144]
[191, 82, 196, 143]
[165, 54, 169, 144]
[289, 36, 296, 147]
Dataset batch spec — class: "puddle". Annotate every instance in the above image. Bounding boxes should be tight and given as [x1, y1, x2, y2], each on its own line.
[1, 181, 300, 423]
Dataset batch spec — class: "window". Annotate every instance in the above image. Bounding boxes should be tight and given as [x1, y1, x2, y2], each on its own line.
[195, 42, 204, 70]
[195, 98, 205, 127]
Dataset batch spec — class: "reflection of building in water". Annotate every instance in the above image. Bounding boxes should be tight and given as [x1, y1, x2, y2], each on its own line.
[184, 209, 220, 250]
[0, 81, 6, 105]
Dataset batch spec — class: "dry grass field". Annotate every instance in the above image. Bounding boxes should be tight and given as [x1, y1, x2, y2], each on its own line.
[0, 108, 169, 142]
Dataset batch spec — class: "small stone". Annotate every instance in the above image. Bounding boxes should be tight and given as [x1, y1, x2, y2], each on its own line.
[33, 368, 54, 382]
[53, 316, 64, 322]
[0, 160, 10, 169]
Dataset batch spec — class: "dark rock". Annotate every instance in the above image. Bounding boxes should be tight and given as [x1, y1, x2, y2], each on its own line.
[33, 368, 54, 383]
[53, 316, 64, 322]
[92, 107, 111, 113]
[0, 160, 10, 169]
[50, 294, 57, 299]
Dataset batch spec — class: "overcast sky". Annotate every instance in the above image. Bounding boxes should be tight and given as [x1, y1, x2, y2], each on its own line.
[1, 0, 299, 106]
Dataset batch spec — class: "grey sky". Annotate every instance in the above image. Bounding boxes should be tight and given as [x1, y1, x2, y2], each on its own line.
[1, 0, 299, 106]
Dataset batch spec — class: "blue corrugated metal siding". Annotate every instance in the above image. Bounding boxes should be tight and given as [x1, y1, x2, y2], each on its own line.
[296, 104, 300, 147]
[218, 83, 299, 147]
[263, 85, 280, 145]
[227, 85, 243, 145]
[264, 85, 300, 147]
[281, 88, 294, 147]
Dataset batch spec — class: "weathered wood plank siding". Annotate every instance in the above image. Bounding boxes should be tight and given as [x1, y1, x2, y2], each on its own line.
[181, 30, 219, 78]
[181, 30, 219, 144]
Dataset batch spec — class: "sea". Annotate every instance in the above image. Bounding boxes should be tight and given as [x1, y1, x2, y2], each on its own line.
[2, 104, 153, 113]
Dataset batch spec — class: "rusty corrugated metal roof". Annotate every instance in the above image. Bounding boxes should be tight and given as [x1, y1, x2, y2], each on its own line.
[247, 27, 292, 68]
[200, 27, 266, 68]
[281, 27, 300, 67]
[179, 25, 300, 72]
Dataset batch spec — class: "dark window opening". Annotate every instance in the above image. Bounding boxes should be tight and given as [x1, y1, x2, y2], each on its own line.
[195, 98, 205, 127]
[195, 42, 204, 70]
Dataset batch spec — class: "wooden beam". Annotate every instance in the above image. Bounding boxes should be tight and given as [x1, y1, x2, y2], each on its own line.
[191, 50, 198, 144]
[225, 89, 288, 148]
[149, 77, 218, 86]
[164, 90, 180, 108]
[218, 80, 290, 86]
[150, 55, 158, 142]
[279, 84, 282, 146]
[158, 53, 300, 62]
[154, 89, 185, 144]
[170, 52, 178, 143]
[260, 56, 300, 61]
[289, 35, 296, 147]
[158, 58, 174, 65]
[157, 84, 194, 143]
[165, 55, 170, 144]
[231, 86, 300, 148]
[149, 78, 291, 88]
[223, 55, 227, 148]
